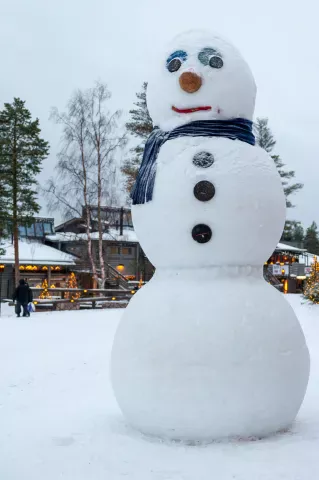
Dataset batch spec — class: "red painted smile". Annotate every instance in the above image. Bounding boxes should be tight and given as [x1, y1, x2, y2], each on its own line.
[172, 105, 212, 114]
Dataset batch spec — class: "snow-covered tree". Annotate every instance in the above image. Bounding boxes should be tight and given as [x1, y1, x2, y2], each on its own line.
[254, 118, 303, 208]
[122, 82, 153, 194]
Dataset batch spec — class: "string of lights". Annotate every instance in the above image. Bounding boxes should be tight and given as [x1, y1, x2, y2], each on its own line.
[304, 256, 319, 304]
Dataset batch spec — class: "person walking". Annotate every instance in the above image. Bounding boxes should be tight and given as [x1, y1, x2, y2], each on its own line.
[13, 279, 33, 317]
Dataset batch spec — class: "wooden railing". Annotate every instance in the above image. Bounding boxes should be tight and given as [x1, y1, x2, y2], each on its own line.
[30, 287, 132, 297]
[28, 287, 135, 310]
[106, 264, 129, 290]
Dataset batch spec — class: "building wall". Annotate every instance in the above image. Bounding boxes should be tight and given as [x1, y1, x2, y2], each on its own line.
[0, 265, 14, 300]
[51, 239, 142, 278]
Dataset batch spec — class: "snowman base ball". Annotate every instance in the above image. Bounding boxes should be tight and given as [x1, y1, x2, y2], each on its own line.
[111, 269, 309, 441]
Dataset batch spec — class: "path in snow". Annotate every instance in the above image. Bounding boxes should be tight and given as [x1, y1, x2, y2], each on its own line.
[0, 296, 318, 480]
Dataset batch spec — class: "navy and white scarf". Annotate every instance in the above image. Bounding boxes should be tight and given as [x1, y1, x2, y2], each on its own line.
[131, 118, 255, 205]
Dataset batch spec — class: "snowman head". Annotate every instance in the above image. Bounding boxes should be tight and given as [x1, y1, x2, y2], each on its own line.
[147, 30, 256, 131]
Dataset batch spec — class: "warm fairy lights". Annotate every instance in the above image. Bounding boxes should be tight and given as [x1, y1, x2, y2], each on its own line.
[64, 272, 81, 301]
[39, 279, 51, 299]
[283, 280, 288, 294]
[20, 265, 38, 271]
[304, 256, 319, 304]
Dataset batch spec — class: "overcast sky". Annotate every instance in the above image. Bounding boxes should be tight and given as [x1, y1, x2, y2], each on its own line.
[1, 0, 318, 229]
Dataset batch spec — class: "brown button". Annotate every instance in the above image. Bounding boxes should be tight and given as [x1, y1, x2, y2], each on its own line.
[194, 181, 215, 202]
[179, 72, 202, 93]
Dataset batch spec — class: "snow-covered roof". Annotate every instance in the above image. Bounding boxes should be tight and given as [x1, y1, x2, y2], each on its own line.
[46, 228, 138, 243]
[275, 243, 307, 253]
[0, 240, 76, 265]
[299, 252, 317, 264]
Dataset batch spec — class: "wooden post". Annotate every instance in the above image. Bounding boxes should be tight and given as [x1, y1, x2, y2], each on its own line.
[47, 266, 51, 288]
[120, 207, 124, 236]
[136, 243, 140, 280]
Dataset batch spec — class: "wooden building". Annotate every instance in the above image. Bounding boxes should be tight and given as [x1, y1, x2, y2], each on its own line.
[265, 242, 310, 293]
[45, 207, 154, 285]
[0, 238, 76, 299]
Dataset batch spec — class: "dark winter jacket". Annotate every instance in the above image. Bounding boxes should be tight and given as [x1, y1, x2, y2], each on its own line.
[13, 279, 33, 305]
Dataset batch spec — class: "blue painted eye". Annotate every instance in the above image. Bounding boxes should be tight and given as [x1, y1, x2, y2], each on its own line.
[198, 47, 223, 68]
[166, 50, 187, 73]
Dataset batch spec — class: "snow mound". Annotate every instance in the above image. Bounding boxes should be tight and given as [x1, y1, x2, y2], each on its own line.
[0, 296, 318, 479]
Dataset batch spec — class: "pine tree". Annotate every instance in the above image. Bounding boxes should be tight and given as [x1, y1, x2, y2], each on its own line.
[292, 223, 304, 243]
[281, 220, 304, 244]
[254, 118, 276, 152]
[254, 118, 303, 208]
[0, 98, 49, 285]
[122, 82, 153, 193]
[304, 222, 319, 255]
[0, 133, 10, 242]
[0, 175, 7, 255]
[303, 256, 319, 304]
[65, 272, 81, 300]
[39, 278, 51, 299]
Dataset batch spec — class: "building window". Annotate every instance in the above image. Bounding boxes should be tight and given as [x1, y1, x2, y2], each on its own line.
[122, 247, 132, 255]
[18, 225, 26, 237]
[35, 223, 43, 237]
[26, 224, 35, 237]
[43, 222, 53, 235]
[110, 246, 120, 255]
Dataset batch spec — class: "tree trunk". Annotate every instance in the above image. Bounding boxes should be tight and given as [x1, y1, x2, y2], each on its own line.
[13, 222, 19, 286]
[12, 116, 19, 286]
[84, 207, 98, 285]
[97, 142, 106, 291]
[78, 121, 98, 286]
[81, 149, 98, 286]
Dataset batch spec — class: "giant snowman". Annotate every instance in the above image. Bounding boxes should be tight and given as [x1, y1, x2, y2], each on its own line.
[111, 30, 310, 440]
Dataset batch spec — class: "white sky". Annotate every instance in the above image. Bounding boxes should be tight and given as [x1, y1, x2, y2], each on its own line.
[1, 0, 318, 229]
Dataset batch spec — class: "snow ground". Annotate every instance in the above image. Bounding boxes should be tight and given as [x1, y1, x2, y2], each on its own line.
[0, 296, 318, 480]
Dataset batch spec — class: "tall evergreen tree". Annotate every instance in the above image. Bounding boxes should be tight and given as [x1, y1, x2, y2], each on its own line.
[281, 220, 294, 242]
[292, 222, 305, 243]
[122, 82, 153, 193]
[254, 118, 303, 208]
[304, 222, 319, 255]
[0, 175, 8, 255]
[254, 118, 276, 153]
[0, 98, 49, 284]
[280, 220, 304, 245]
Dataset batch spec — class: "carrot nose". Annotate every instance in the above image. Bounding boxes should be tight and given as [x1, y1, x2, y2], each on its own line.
[179, 71, 202, 93]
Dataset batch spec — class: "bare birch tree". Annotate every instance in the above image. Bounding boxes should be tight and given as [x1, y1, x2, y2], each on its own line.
[45, 82, 126, 288]
[86, 83, 126, 287]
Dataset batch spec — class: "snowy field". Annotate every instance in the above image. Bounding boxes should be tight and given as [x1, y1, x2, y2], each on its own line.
[0, 295, 318, 480]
